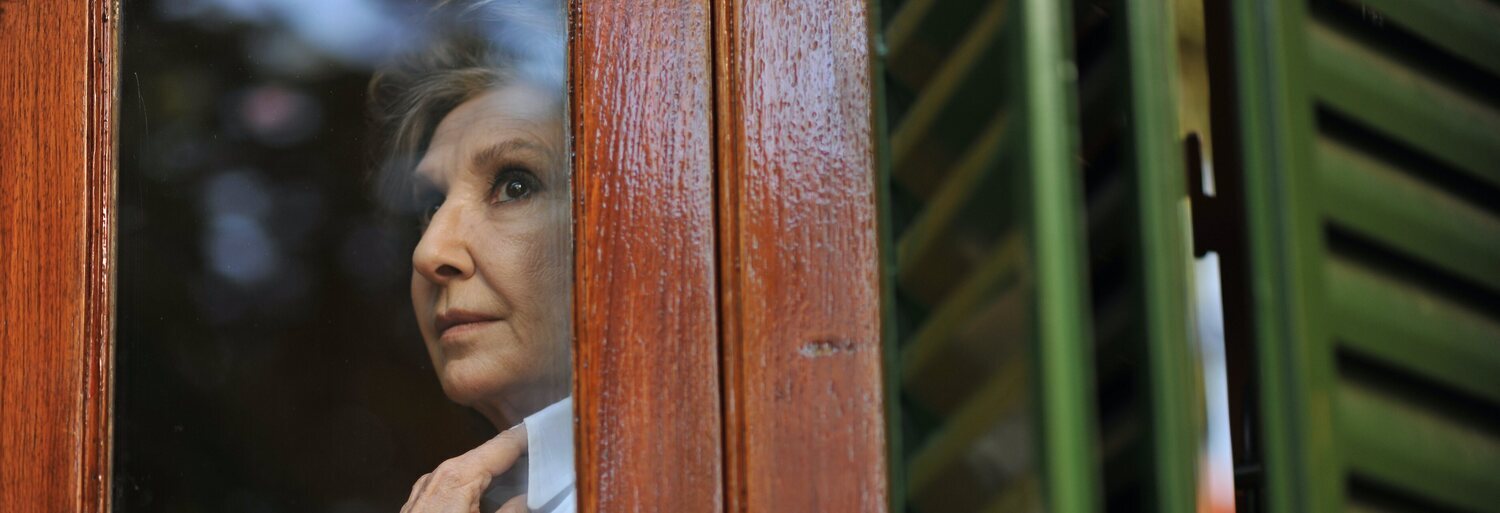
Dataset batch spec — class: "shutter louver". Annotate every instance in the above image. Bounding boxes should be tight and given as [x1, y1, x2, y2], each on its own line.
[878, 0, 1208, 510]
[1233, 0, 1500, 511]
[878, 0, 1097, 511]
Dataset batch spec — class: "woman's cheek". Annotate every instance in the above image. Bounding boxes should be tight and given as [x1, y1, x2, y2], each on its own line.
[501, 206, 567, 284]
[410, 272, 437, 338]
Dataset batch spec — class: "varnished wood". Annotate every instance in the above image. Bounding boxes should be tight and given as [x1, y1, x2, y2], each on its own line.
[0, 0, 119, 512]
[570, 1, 724, 511]
[714, 0, 889, 510]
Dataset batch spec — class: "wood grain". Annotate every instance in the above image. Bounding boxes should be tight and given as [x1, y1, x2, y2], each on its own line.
[0, 0, 119, 512]
[570, 1, 724, 511]
[714, 0, 889, 510]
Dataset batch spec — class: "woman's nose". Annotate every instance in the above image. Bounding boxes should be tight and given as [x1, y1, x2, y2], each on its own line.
[412, 203, 475, 283]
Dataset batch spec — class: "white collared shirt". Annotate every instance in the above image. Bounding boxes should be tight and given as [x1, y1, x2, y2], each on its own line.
[522, 397, 575, 512]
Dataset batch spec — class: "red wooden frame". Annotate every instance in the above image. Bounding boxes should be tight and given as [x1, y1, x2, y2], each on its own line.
[571, 1, 725, 511]
[0, 0, 119, 511]
[714, 0, 889, 510]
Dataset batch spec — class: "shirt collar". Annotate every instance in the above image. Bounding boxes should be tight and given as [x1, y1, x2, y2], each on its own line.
[524, 396, 574, 511]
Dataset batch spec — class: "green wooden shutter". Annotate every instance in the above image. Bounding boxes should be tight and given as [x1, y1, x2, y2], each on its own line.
[1018, 1, 1104, 510]
[877, 0, 1215, 509]
[1232, 0, 1500, 511]
[1078, 0, 1203, 511]
[875, 0, 1234, 509]
[877, 0, 1099, 511]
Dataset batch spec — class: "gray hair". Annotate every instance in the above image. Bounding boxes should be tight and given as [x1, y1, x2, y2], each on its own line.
[367, 0, 563, 215]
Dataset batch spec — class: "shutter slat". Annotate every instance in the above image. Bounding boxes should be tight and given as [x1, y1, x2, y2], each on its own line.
[884, 0, 938, 66]
[1338, 381, 1500, 513]
[977, 476, 1040, 513]
[1307, 22, 1500, 188]
[891, 0, 1008, 192]
[901, 232, 1026, 406]
[1317, 138, 1500, 293]
[907, 357, 1028, 499]
[1326, 257, 1500, 405]
[1333, 0, 1500, 77]
[883, 0, 989, 91]
[896, 111, 1013, 305]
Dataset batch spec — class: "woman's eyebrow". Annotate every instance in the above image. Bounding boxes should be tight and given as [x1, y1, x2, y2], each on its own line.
[470, 139, 551, 170]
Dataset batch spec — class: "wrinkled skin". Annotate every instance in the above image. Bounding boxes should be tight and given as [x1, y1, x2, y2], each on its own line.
[403, 85, 570, 512]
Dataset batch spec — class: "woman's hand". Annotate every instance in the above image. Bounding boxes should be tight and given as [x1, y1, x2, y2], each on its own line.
[402, 425, 530, 513]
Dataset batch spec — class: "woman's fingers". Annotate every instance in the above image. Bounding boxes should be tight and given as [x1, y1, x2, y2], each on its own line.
[465, 424, 530, 477]
[401, 425, 530, 512]
[495, 494, 528, 513]
[401, 473, 432, 513]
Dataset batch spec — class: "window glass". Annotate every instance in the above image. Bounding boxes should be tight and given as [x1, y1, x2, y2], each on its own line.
[115, 1, 573, 511]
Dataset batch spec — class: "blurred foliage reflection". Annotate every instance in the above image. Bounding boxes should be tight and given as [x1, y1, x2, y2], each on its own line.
[115, 1, 493, 511]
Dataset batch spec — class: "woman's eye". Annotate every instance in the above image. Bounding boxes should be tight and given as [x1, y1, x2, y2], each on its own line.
[499, 178, 531, 201]
[491, 168, 540, 203]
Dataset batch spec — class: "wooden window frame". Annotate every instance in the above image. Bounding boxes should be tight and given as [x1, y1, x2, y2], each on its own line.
[713, 1, 889, 510]
[0, 0, 119, 510]
[0, 0, 887, 511]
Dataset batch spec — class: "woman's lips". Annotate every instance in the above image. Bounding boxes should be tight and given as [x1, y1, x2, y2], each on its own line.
[435, 309, 502, 341]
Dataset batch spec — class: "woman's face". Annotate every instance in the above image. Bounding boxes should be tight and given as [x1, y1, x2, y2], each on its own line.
[409, 84, 569, 423]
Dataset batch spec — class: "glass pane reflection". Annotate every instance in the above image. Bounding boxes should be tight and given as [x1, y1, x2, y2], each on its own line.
[116, 1, 572, 511]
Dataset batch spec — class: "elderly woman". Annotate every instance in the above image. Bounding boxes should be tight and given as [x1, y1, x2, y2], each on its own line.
[368, 1, 573, 512]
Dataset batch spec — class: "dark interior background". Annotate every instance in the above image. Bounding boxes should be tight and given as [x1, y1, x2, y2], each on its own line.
[115, 1, 493, 510]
